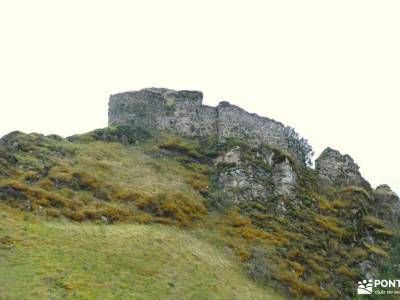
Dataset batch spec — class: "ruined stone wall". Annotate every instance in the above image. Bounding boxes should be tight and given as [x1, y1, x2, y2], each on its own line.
[109, 88, 308, 163]
[216, 101, 289, 150]
[109, 88, 217, 137]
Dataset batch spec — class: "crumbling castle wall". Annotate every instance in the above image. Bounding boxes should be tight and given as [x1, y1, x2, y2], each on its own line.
[108, 88, 309, 163]
[216, 101, 290, 150]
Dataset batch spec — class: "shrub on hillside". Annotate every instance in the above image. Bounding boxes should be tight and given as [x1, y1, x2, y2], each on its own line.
[135, 192, 207, 226]
[69, 205, 129, 223]
[0, 180, 73, 210]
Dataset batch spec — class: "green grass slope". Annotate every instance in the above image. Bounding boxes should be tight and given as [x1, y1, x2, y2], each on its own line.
[0, 127, 399, 299]
[0, 205, 283, 300]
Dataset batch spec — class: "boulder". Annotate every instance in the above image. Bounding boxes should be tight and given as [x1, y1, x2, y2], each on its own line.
[315, 147, 371, 189]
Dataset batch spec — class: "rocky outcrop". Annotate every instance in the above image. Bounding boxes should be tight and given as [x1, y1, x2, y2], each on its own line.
[271, 158, 297, 198]
[376, 184, 396, 194]
[215, 146, 297, 206]
[215, 147, 273, 204]
[109, 88, 312, 164]
[315, 147, 371, 189]
[373, 184, 400, 226]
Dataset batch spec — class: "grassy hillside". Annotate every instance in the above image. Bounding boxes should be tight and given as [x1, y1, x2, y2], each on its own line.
[0, 127, 399, 299]
[0, 204, 283, 300]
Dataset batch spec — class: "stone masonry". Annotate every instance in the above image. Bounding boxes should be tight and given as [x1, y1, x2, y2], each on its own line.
[108, 88, 311, 164]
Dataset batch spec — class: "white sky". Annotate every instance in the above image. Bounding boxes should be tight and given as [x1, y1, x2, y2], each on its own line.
[0, 1, 399, 194]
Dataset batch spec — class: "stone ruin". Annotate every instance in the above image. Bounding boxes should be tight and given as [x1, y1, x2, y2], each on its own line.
[108, 88, 312, 165]
[108, 87, 398, 200]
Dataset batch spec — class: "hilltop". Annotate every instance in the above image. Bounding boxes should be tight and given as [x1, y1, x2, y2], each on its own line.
[0, 88, 399, 299]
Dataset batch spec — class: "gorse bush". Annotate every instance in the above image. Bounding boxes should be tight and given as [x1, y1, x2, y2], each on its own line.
[69, 205, 129, 223]
[0, 180, 73, 210]
[135, 192, 207, 226]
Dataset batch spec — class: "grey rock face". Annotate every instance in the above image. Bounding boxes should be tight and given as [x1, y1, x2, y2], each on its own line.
[109, 88, 312, 164]
[373, 184, 400, 226]
[358, 260, 378, 280]
[215, 147, 297, 204]
[215, 148, 272, 203]
[271, 157, 297, 198]
[376, 184, 397, 195]
[215, 146, 242, 165]
[315, 147, 371, 189]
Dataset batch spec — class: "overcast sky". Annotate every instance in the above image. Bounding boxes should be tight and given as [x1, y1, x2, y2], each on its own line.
[0, 1, 399, 194]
